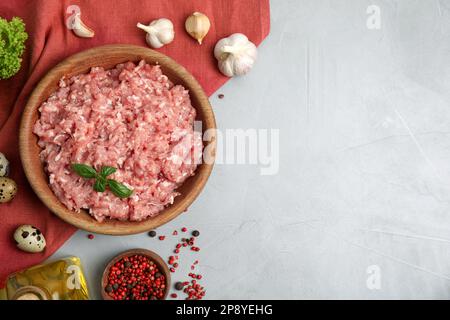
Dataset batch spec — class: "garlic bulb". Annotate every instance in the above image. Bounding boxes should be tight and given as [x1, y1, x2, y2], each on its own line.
[137, 18, 175, 49]
[71, 13, 94, 38]
[185, 12, 210, 44]
[214, 33, 257, 77]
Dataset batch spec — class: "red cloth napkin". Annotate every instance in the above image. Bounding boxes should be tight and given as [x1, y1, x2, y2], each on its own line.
[0, 0, 270, 286]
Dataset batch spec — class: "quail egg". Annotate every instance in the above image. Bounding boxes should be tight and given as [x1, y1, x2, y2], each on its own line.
[0, 177, 17, 203]
[13, 225, 46, 253]
[0, 152, 10, 177]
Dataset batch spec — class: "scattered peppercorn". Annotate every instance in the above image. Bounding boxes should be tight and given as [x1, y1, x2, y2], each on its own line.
[148, 231, 157, 237]
[218, 94, 225, 99]
[87, 234, 94, 239]
[158, 236, 165, 241]
[170, 293, 178, 298]
[183, 279, 206, 300]
[157, 227, 205, 299]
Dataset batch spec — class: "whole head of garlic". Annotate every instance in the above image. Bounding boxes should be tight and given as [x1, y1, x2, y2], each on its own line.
[214, 33, 258, 77]
[137, 18, 175, 49]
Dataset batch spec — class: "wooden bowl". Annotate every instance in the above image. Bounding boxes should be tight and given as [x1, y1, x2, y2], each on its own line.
[101, 248, 170, 300]
[19, 44, 216, 235]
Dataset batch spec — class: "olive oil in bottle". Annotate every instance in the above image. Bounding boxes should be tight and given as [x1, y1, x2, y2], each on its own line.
[4, 256, 89, 300]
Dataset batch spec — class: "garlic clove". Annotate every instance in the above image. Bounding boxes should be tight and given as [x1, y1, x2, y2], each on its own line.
[214, 33, 258, 77]
[72, 13, 94, 38]
[137, 18, 175, 49]
[185, 12, 210, 45]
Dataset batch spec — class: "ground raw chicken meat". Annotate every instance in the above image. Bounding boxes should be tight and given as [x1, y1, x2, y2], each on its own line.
[34, 60, 203, 222]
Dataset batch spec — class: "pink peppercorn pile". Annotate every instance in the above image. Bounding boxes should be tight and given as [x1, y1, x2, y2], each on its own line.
[105, 255, 166, 300]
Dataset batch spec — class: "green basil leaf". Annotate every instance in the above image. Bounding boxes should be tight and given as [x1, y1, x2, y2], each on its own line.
[107, 179, 133, 198]
[93, 179, 106, 192]
[100, 166, 117, 178]
[71, 163, 98, 179]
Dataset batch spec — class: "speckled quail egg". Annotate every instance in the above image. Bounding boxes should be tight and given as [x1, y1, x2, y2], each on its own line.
[0, 152, 10, 177]
[13, 225, 46, 253]
[0, 177, 17, 203]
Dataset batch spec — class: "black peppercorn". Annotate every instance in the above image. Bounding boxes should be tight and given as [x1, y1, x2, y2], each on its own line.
[174, 282, 184, 291]
[192, 230, 200, 237]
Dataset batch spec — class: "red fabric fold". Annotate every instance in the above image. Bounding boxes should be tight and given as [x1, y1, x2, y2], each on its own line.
[0, 0, 270, 285]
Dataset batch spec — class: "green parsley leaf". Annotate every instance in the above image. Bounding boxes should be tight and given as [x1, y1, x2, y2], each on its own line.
[0, 17, 28, 79]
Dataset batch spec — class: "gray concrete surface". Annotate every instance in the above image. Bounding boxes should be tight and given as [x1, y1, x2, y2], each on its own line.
[52, 0, 450, 299]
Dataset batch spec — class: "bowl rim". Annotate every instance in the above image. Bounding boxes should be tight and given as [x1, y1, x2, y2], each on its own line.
[19, 44, 216, 235]
[100, 248, 171, 300]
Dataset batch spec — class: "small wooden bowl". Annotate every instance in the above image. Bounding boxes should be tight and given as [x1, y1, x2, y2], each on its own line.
[19, 44, 216, 235]
[101, 248, 170, 300]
